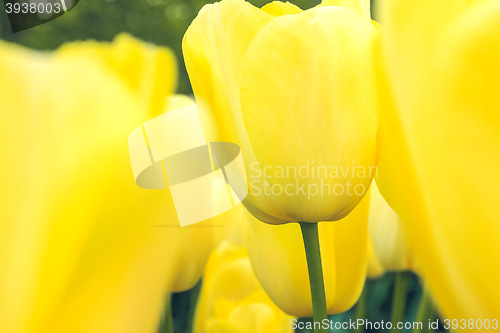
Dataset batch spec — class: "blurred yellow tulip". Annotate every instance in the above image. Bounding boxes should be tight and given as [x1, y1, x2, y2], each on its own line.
[376, 0, 500, 320]
[153, 96, 234, 293]
[0, 35, 217, 333]
[367, 181, 412, 272]
[183, 0, 379, 224]
[194, 241, 294, 333]
[366, 237, 385, 279]
[57, 33, 178, 117]
[241, 194, 370, 317]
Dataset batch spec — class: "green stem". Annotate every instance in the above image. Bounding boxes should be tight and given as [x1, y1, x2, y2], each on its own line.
[354, 286, 367, 333]
[413, 285, 434, 333]
[427, 309, 437, 333]
[299, 222, 328, 333]
[159, 293, 173, 333]
[185, 279, 203, 333]
[391, 272, 410, 333]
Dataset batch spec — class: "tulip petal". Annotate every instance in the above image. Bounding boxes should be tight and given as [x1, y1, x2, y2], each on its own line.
[239, 7, 378, 222]
[261, 1, 302, 16]
[195, 242, 293, 333]
[183, 0, 295, 224]
[183, 0, 272, 145]
[366, 237, 385, 279]
[368, 181, 411, 271]
[318, 0, 370, 18]
[58, 33, 177, 118]
[378, 0, 500, 319]
[0, 40, 167, 333]
[243, 194, 369, 316]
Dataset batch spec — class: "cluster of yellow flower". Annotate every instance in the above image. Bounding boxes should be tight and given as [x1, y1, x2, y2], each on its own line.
[0, 0, 498, 332]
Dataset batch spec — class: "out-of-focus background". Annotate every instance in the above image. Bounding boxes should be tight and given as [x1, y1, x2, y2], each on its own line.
[0, 0, 326, 95]
[0, 0, 382, 94]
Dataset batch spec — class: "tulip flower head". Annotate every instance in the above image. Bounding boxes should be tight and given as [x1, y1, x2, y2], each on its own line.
[368, 181, 412, 272]
[0, 35, 218, 333]
[184, 0, 379, 326]
[183, 0, 379, 225]
[194, 241, 294, 333]
[242, 193, 370, 317]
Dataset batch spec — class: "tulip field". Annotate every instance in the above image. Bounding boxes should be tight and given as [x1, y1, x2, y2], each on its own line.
[1, 0, 499, 332]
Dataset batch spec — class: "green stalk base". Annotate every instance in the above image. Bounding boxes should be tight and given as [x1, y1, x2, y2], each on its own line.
[391, 272, 410, 333]
[300, 222, 328, 333]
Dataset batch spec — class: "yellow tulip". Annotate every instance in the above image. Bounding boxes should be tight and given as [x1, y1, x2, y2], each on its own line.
[194, 241, 294, 333]
[184, 1, 379, 325]
[0, 35, 215, 333]
[376, 0, 500, 320]
[183, 0, 379, 224]
[366, 237, 385, 279]
[57, 33, 178, 117]
[241, 193, 370, 317]
[151, 97, 233, 293]
[367, 181, 412, 272]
